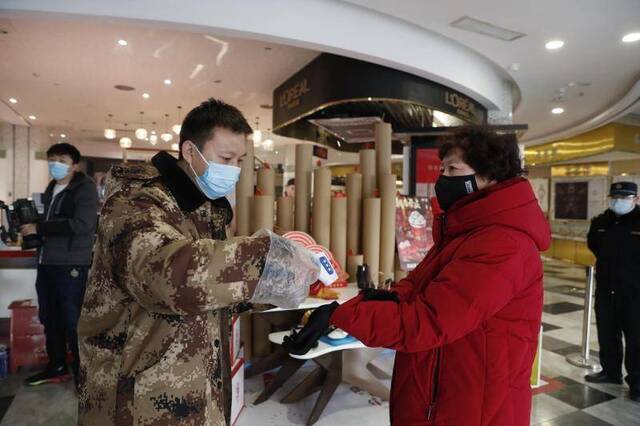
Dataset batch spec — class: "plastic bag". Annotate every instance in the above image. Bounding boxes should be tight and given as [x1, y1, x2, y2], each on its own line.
[250, 229, 320, 308]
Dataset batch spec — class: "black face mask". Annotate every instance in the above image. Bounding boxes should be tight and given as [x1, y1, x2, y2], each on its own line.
[435, 174, 479, 211]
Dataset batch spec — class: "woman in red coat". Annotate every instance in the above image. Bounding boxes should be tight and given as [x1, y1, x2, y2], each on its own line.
[284, 126, 551, 425]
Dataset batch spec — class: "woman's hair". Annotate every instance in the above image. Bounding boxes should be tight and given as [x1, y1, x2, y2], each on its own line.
[438, 126, 523, 182]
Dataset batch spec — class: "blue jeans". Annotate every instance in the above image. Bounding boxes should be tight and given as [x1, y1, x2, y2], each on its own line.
[35, 265, 88, 375]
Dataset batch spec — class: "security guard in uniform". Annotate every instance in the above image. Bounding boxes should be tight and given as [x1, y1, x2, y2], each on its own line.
[585, 181, 640, 402]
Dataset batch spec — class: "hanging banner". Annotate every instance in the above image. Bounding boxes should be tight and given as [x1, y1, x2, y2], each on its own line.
[395, 196, 434, 271]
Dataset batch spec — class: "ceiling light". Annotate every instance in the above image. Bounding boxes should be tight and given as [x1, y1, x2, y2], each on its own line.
[450, 16, 526, 42]
[119, 137, 132, 148]
[28, 115, 36, 120]
[49, 133, 54, 137]
[253, 129, 262, 148]
[262, 139, 274, 152]
[104, 128, 116, 139]
[142, 92, 150, 99]
[60, 133, 66, 138]
[135, 128, 148, 140]
[163, 79, 172, 85]
[172, 124, 181, 135]
[117, 39, 128, 46]
[545, 40, 564, 50]
[622, 32, 640, 43]
[160, 132, 173, 142]
[171, 143, 179, 151]
[149, 134, 158, 145]
[551, 107, 564, 114]
[8, 97, 17, 104]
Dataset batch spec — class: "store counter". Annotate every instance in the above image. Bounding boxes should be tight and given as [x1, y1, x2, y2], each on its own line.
[0, 248, 38, 318]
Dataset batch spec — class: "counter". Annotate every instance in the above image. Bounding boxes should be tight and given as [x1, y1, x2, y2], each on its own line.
[0, 249, 38, 318]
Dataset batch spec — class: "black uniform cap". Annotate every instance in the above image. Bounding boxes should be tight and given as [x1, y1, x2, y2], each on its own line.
[609, 181, 638, 196]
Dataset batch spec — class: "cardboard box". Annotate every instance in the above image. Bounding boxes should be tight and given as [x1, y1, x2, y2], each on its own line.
[230, 349, 245, 426]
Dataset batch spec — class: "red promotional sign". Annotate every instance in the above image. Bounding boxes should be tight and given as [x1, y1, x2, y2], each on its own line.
[415, 148, 441, 184]
[395, 196, 434, 271]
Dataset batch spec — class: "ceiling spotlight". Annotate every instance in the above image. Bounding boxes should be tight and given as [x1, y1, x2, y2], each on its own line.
[119, 136, 132, 148]
[171, 143, 179, 151]
[104, 128, 116, 139]
[49, 133, 54, 137]
[8, 97, 17, 104]
[163, 79, 172, 85]
[135, 128, 148, 140]
[622, 32, 640, 43]
[149, 134, 158, 145]
[160, 132, 173, 142]
[28, 115, 36, 120]
[60, 133, 66, 138]
[545, 40, 564, 50]
[172, 124, 181, 135]
[142, 93, 150, 99]
[117, 39, 128, 46]
[551, 107, 565, 114]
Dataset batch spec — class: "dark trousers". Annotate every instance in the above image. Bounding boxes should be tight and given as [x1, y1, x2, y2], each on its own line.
[35, 264, 88, 376]
[595, 289, 640, 390]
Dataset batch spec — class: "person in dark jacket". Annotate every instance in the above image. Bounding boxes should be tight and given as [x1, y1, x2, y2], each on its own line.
[284, 127, 551, 425]
[19, 142, 99, 386]
[585, 181, 640, 402]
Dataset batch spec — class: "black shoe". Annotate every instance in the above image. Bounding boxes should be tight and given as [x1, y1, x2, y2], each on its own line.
[24, 365, 72, 386]
[584, 371, 622, 384]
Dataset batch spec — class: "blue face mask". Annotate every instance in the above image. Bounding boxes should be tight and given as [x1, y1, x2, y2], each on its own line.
[189, 145, 241, 200]
[609, 198, 636, 216]
[48, 161, 71, 181]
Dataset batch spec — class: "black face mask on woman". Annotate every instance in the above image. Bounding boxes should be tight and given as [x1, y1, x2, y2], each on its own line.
[434, 174, 479, 211]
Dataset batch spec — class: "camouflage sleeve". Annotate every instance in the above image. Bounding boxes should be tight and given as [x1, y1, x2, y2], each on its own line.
[107, 190, 270, 315]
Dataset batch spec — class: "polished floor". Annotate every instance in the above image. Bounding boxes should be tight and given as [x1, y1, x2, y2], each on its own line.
[0, 259, 639, 425]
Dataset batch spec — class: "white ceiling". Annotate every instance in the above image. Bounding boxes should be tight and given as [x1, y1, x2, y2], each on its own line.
[0, 15, 317, 150]
[344, 0, 640, 143]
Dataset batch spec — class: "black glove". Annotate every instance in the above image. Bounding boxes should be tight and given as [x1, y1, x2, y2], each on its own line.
[282, 302, 339, 355]
[360, 288, 400, 303]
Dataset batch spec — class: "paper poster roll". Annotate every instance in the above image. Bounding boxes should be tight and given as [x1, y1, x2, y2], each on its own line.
[312, 167, 332, 247]
[360, 149, 376, 198]
[236, 139, 254, 236]
[375, 122, 392, 189]
[379, 174, 397, 283]
[276, 196, 294, 232]
[346, 173, 362, 255]
[252, 195, 274, 232]
[347, 254, 364, 281]
[362, 197, 381, 286]
[330, 197, 347, 269]
[295, 144, 313, 232]
[257, 167, 275, 196]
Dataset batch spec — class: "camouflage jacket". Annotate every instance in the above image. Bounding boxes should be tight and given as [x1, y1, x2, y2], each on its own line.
[78, 152, 270, 425]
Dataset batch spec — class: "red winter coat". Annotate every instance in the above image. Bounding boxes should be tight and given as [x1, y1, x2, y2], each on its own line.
[331, 177, 551, 425]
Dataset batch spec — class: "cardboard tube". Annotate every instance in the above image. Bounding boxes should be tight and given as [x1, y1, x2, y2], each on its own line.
[330, 197, 347, 269]
[360, 149, 376, 198]
[347, 254, 364, 282]
[295, 144, 313, 232]
[362, 198, 381, 286]
[375, 122, 392, 189]
[276, 196, 294, 232]
[257, 168, 275, 196]
[312, 167, 332, 247]
[252, 195, 274, 232]
[379, 174, 396, 283]
[236, 139, 254, 236]
[346, 173, 362, 255]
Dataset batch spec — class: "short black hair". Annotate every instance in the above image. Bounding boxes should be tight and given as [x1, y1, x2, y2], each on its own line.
[46, 143, 81, 164]
[286, 178, 295, 186]
[438, 126, 523, 182]
[179, 98, 252, 159]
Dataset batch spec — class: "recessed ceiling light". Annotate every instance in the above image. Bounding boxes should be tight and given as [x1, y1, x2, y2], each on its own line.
[622, 32, 640, 43]
[8, 97, 17, 104]
[214, 80, 222, 84]
[551, 107, 564, 114]
[49, 133, 54, 137]
[117, 39, 128, 46]
[28, 115, 36, 120]
[545, 40, 564, 50]
[60, 133, 67, 138]
[142, 93, 150, 99]
[163, 79, 172, 85]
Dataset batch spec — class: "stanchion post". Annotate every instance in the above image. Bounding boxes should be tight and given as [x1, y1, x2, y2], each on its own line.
[566, 266, 602, 372]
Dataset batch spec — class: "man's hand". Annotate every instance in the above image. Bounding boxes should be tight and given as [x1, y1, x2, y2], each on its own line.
[361, 288, 400, 303]
[282, 302, 338, 355]
[19, 224, 37, 236]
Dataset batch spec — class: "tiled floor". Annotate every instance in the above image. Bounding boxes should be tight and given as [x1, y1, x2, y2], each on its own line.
[1, 258, 639, 425]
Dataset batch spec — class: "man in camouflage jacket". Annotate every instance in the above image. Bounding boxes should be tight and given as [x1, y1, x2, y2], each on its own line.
[77, 99, 314, 425]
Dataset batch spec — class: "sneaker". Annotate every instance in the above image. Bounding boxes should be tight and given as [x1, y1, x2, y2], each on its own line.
[24, 365, 72, 386]
[584, 371, 622, 384]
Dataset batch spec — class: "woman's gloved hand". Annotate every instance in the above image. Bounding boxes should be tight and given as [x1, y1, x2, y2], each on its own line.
[282, 302, 339, 355]
[360, 288, 400, 303]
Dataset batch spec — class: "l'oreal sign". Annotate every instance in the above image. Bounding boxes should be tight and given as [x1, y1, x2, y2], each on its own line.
[279, 79, 311, 110]
[444, 92, 476, 120]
